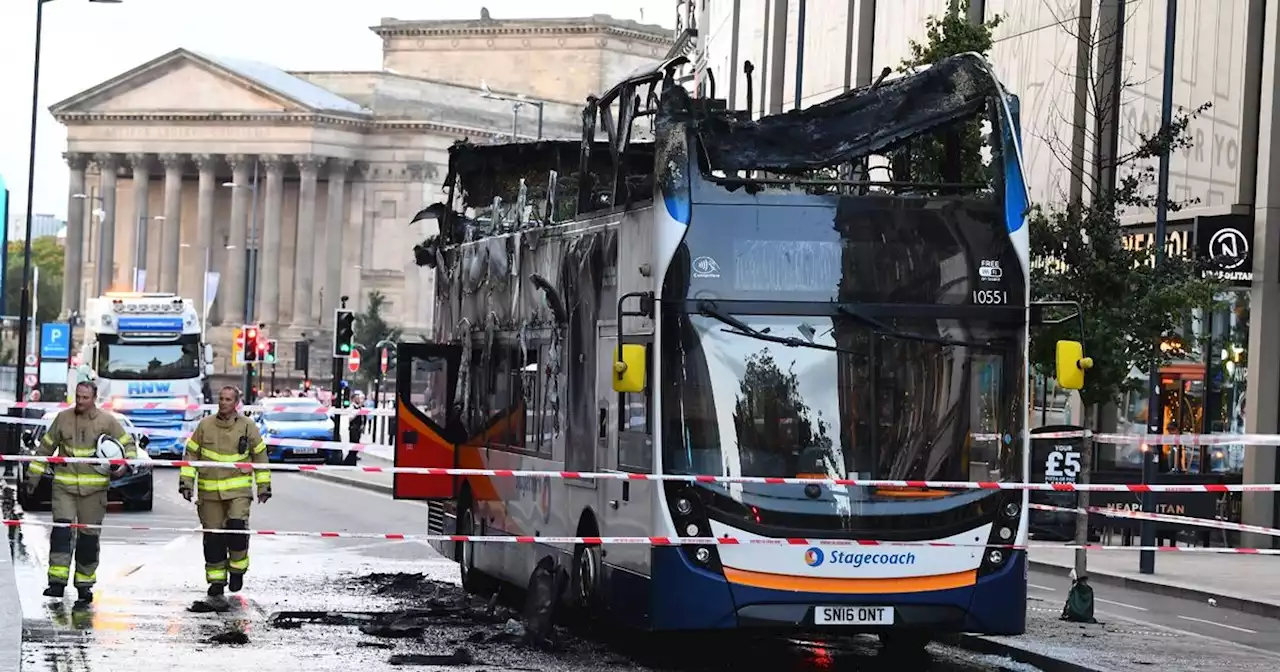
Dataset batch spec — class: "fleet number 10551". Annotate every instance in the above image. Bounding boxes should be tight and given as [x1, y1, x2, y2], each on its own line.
[972, 289, 1008, 305]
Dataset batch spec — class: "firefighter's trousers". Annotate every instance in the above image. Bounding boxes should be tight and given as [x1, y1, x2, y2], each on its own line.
[49, 488, 108, 588]
[197, 497, 252, 585]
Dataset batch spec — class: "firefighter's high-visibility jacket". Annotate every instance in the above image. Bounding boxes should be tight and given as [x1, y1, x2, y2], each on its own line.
[179, 413, 270, 500]
[27, 409, 136, 494]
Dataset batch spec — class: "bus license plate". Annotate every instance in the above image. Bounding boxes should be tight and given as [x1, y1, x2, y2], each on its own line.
[814, 606, 894, 625]
[292, 447, 317, 455]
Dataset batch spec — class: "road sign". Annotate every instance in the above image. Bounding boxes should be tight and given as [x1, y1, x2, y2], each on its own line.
[24, 374, 37, 388]
[40, 323, 71, 359]
[24, 353, 37, 367]
[348, 349, 361, 373]
[380, 348, 388, 375]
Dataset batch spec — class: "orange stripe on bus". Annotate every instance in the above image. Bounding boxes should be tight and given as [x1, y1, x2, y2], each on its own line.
[721, 566, 978, 594]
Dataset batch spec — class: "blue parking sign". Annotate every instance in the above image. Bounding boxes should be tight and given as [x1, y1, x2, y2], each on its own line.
[40, 323, 71, 360]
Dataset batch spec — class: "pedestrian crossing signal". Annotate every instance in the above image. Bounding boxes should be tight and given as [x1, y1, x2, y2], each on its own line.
[264, 340, 278, 364]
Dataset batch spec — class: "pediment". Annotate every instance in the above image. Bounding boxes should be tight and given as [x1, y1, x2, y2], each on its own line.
[51, 49, 366, 118]
[86, 61, 295, 113]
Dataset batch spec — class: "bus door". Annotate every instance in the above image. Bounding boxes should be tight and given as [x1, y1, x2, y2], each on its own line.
[393, 342, 463, 500]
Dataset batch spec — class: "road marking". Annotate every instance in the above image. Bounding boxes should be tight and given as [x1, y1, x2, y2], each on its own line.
[1176, 614, 1258, 634]
[1028, 583, 1057, 592]
[1097, 598, 1148, 612]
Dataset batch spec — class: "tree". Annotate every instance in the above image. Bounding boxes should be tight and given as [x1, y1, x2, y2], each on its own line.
[350, 290, 402, 387]
[898, 1, 1004, 186]
[908, 3, 1223, 581]
[4, 238, 64, 324]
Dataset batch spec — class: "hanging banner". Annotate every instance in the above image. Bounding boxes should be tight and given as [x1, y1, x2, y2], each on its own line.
[203, 270, 221, 326]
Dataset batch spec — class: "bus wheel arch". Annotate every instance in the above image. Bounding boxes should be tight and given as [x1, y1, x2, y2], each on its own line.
[572, 509, 602, 615]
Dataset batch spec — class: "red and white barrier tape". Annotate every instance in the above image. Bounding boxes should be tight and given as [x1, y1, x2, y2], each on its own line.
[0, 400, 393, 417]
[4, 518, 1280, 553]
[1023, 429, 1280, 446]
[2, 453, 1277, 492]
[1029, 502, 1280, 538]
[0, 414, 379, 454]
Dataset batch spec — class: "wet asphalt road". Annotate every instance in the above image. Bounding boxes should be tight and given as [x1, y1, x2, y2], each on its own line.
[7, 471, 1036, 671]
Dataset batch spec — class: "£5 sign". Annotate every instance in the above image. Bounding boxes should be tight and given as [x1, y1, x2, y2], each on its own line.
[1044, 445, 1082, 484]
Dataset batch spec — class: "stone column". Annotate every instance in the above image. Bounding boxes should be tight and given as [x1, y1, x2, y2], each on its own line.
[194, 154, 217, 317]
[291, 155, 325, 327]
[126, 153, 151, 292]
[224, 154, 252, 324]
[320, 159, 351, 321]
[62, 153, 89, 317]
[1243, 0, 1280, 548]
[93, 153, 120, 294]
[159, 153, 185, 293]
[258, 155, 287, 325]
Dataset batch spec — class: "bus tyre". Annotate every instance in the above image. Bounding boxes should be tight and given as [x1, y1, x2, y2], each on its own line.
[456, 503, 483, 594]
[878, 630, 931, 654]
[572, 541, 602, 619]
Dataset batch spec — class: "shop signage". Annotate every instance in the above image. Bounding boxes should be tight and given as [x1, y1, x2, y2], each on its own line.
[1197, 215, 1254, 288]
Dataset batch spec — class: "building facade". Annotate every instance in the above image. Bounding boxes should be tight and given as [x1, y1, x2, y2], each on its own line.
[697, 0, 1279, 539]
[52, 12, 672, 379]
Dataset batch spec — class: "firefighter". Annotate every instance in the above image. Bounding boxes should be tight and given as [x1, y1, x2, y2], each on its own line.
[178, 385, 271, 597]
[26, 380, 136, 603]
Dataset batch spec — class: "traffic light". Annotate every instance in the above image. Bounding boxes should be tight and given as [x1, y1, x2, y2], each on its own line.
[243, 325, 260, 363]
[232, 327, 245, 367]
[333, 309, 355, 357]
[264, 340, 278, 364]
[294, 340, 309, 372]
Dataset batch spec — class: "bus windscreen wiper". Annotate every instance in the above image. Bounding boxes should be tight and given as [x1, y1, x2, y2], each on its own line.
[697, 301, 861, 356]
[837, 304, 1009, 350]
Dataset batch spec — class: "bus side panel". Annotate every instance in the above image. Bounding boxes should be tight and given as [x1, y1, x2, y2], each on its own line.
[649, 547, 738, 630]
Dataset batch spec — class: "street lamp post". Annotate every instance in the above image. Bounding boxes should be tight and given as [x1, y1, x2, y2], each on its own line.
[481, 85, 545, 141]
[223, 162, 260, 395]
[1140, 0, 1179, 576]
[16, 0, 124, 403]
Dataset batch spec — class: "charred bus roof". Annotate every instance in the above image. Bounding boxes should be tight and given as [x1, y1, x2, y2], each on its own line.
[416, 53, 1015, 258]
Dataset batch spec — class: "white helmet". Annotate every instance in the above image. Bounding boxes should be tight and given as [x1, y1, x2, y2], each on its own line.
[93, 435, 126, 476]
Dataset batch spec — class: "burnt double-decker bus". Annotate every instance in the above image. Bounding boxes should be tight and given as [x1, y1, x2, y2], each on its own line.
[392, 53, 1090, 651]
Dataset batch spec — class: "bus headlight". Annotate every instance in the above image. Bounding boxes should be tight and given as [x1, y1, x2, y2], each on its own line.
[675, 498, 693, 516]
[988, 550, 1004, 564]
[997, 526, 1013, 541]
[694, 548, 711, 564]
[684, 523, 700, 537]
[1002, 502, 1021, 519]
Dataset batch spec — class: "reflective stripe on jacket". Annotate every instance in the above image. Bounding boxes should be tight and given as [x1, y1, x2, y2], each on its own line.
[179, 414, 269, 501]
[27, 408, 136, 495]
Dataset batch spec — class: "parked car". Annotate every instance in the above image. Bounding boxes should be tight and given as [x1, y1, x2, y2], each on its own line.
[18, 410, 155, 512]
[253, 397, 344, 464]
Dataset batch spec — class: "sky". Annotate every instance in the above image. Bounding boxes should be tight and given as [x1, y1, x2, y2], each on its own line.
[0, 0, 674, 222]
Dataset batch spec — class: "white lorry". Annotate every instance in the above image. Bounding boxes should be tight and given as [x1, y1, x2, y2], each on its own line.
[75, 292, 214, 457]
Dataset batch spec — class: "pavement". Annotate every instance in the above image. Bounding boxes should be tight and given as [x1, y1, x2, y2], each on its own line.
[1028, 544, 1280, 619]
[4, 468, 1037, 672]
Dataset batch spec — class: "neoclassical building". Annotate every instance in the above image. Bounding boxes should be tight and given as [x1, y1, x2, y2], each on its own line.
[51, 12, 673, 378]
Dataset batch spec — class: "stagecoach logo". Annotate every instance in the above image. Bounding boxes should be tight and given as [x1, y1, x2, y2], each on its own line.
[804, 547, 825, 567]
[691, 256, 721, 279]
